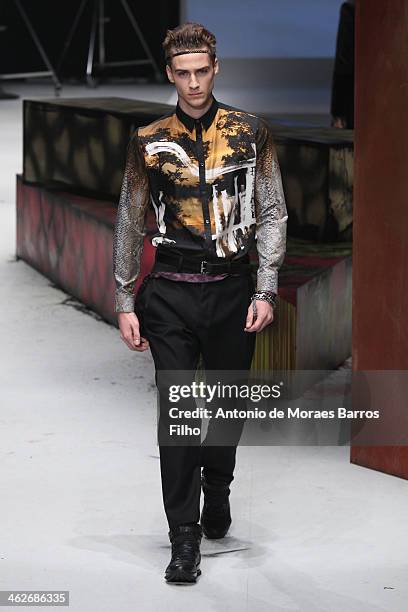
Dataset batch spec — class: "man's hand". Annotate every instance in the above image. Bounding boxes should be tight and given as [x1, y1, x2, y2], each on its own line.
[244, 300, 274, 333]
[117, 312, 150, 351]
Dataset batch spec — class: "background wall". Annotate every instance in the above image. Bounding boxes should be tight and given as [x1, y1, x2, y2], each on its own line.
[181, 0, 347, 90]
[182, 0, 345, 58]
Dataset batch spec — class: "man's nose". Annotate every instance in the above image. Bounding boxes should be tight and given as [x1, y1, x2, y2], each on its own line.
[189, 74, 199, 88]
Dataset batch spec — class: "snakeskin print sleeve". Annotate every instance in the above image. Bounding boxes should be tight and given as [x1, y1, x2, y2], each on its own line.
[254, 118, 288, 294]
[112, 130, 150, 312]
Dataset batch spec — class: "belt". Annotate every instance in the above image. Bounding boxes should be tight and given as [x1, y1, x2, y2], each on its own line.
[154, 247, 251, 275]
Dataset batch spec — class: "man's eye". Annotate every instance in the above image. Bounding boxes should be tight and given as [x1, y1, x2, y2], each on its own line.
[198, 69, 209, 74]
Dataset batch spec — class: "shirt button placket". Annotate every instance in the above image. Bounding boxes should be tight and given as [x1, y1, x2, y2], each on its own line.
[195, 119, 212, 246]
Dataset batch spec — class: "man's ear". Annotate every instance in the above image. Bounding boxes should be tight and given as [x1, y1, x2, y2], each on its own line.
[214, 57, 219, 75]
[166, 64, 174, 84]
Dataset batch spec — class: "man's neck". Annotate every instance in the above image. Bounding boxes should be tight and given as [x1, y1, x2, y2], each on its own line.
[177, 94, 214, 119]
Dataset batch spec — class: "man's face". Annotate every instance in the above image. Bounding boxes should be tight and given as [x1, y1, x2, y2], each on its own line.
[166, 49, 219, 109]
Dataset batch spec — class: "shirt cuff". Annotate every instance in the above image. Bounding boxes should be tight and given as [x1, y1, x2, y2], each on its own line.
[115, 292, 135, 313]
[256, 269, 278, 295]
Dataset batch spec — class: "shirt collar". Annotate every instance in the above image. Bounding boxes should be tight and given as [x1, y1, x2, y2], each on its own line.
[176, 95, 219, 132]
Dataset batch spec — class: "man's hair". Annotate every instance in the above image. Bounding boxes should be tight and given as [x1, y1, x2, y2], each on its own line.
[162, 22, 217, 66]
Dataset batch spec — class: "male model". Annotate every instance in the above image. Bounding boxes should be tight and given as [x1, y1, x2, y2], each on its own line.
[113, 22, 287, 584]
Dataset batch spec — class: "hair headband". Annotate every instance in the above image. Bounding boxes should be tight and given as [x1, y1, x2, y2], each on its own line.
[166, 49, 213, 62]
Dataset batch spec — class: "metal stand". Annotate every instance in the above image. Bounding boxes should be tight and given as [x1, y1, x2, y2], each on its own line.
[0, 0, 61, 96]
[57, 0, 163, 86]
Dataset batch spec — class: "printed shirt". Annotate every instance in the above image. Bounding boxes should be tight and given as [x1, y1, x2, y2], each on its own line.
[113, 95, 288, 312]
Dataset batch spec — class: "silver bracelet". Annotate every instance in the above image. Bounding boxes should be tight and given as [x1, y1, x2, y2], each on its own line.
[251, 291, 278, 308]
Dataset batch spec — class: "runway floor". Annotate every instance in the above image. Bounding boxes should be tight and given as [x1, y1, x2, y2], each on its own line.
[0, 80, 407, 612]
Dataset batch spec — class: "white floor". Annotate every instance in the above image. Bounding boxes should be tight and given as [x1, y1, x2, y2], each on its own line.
[0, 81, 407, 612]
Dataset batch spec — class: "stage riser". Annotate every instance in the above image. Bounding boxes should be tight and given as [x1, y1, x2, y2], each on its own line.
[16, 175, 155, 324]
[276, 140, 353, 242]
[296, 256, 352, 370]
[252, 256, 352, 372]
[23, 98, 174, 200]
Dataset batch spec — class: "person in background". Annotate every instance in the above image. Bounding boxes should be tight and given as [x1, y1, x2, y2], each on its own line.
[331, 0, 355, 129]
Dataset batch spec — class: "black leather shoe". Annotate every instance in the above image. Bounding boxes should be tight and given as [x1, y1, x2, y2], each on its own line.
[200, 475, 232, 539]
[165, 523, 202, 583]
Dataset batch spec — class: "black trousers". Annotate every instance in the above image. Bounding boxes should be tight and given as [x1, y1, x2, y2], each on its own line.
[135, 272, 256, 529]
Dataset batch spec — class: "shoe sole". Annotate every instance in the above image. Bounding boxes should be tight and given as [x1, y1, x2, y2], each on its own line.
[165, 568, 201, 584]
[201, 520, 232, 539]
[202, 530, 230, 539]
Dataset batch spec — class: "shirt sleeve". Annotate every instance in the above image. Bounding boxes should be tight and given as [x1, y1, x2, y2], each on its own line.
[254, 117, 288, 294]
[112, 130, 150, 313]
